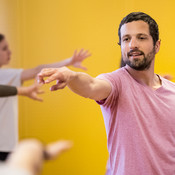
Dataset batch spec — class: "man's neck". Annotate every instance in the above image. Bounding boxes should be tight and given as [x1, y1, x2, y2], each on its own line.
[125, 64, 161, 90]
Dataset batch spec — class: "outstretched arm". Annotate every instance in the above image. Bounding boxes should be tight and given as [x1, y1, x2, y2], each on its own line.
[21, 49, 91, 82]
[0, 84, 43, 101]
[6, 139, 72, 175]
[37, 67, 111, 101]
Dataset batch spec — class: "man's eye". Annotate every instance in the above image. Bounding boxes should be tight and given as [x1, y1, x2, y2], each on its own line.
[139, 37, 146, 40]
[123, 38, 129, 42]
[3, 47, 7, 51]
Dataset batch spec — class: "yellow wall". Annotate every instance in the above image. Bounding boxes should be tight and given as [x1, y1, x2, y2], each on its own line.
[1, 0, 175, 174]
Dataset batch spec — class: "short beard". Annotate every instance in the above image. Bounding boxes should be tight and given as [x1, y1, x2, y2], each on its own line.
[122, 47, 156, 71]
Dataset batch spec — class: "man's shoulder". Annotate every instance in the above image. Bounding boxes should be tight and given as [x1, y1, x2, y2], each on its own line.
[161, 76, 175, 87]
[97, 67, 126, 79]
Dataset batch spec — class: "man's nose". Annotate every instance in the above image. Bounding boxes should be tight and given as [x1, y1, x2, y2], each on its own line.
[129, 38, 139, 49]
[8, 50, 12, 55]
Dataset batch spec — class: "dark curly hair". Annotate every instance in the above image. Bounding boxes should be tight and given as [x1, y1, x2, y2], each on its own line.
[118, 12, 159, 46]
[0, 34, 5, 42]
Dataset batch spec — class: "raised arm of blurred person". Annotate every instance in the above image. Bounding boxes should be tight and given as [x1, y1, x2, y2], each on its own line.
[37, 67, 111, 101]
[21, 49, 91, 82]
[0, 84, 43, 101]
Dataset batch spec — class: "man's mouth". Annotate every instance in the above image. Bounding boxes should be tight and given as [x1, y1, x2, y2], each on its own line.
[128, 51, 144, 58]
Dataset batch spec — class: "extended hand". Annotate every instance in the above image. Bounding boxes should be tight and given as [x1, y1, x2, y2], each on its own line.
[7, 139, 72, 175]
[70, 49, 91, 70]
[20, 83, 44, 101]
[37, 67, 75, 91]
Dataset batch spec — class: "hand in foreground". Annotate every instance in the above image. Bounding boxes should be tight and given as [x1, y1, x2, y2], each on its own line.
[37, 67, 75, 91]
[7, 139, 72, 175]
[70, 49, 91, 70]
[44, 140, 73, 160]
[18, 82, 44, 101]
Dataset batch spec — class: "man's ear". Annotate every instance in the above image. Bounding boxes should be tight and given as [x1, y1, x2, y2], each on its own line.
[155, 40, 161, 54]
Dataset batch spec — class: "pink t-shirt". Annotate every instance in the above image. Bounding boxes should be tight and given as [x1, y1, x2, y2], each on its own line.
[97, 67, 175, 175]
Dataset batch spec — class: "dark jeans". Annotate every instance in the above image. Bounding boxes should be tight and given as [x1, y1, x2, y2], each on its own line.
[0, 152, 10, 161]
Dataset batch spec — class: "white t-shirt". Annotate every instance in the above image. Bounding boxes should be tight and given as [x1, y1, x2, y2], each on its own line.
[0, 164, 31, 175]
[0, 68, 23, 151]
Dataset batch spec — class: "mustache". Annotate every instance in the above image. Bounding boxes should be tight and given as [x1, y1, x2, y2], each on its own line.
[127, 49, 144, 57]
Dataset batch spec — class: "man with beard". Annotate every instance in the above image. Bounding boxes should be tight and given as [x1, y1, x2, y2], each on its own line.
[37, 12, 175, 175]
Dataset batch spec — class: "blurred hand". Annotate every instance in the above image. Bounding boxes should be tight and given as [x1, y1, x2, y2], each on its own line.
[18, 82, 44, 101]
[7, 139, 72, 175]
[70, 49, 91, 70]
[44, 140, 73, 160]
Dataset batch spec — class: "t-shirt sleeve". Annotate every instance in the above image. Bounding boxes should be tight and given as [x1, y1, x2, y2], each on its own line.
[96, 71, 121, 107]
[0, 164, 32, 175]
[0, 68, 23, 86]
[0, 85, 17, 97]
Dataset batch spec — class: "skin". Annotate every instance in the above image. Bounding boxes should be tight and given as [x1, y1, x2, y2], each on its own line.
[0, 39, 11, 66]
[120, 20, 161, 89]
[17, 83, 44, 101]
[121, 20, 156, 69]
[37, 67, 111, 101]
[37, 20, 161, 102]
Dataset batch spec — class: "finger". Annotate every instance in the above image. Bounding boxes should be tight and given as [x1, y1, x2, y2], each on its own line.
[44, 140, 73, 160]
[73, 49, 77, 57]
[50, 84, 60, 91]
[76, 65, 87, 70]
[45, 73, 62, 84]
[33, 81, 44, 90]
[36, 82, 44, 88]
[37, 89, 45, 94]
[83, 52, 91, 58]
[37, 76, 45, 84]
[38, 71, 55, 79]
[71, 50, 78, 62]
[78, 51, 91, 61]
[73, 62, 87, 70]
[81, 50, 91, 57]
[50, 80, 61, 91]
[56, 82, 67, 89]
[37, 69, 57, 83]
[77, 48, 84, 57]
[33, 96, 43, 102]
[81, 49, 89, 56]
[34, 78, 43, 85]
[50, 82, 67, 91]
